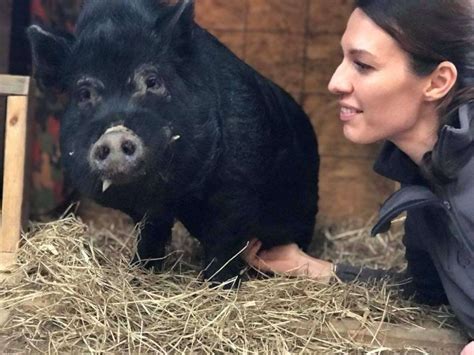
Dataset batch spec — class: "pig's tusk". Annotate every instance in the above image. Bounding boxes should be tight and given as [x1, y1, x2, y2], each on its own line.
[102, 179, 112, 192]
[171, 135, 181, 142]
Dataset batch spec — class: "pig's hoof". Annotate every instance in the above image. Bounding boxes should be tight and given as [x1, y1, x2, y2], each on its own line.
[130, 256, 163, 272]
[204, 269, 242, 289]
[206, 275, 242, 290]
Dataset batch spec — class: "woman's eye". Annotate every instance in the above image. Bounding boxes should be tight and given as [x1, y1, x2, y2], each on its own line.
[354, 60, 373, 72]
[145, 76, 158, 89]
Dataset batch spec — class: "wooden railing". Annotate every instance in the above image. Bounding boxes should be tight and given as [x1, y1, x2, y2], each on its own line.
[0, 74, 32, 269]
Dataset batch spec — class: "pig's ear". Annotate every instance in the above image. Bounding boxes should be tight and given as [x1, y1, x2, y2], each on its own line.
[154, 0, 195, 54]
[27, 24, 75, 90]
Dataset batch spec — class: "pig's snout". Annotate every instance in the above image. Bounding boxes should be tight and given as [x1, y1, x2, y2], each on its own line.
[89, 126, 145, 183]
[93, 137, 137, 161]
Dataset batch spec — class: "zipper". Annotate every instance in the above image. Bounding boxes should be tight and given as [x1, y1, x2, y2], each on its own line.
[442, 187, 474, 255]
[442, 200, 451, 210]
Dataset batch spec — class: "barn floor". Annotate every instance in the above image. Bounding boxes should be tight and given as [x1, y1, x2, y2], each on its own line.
[0, 200, 469, 353]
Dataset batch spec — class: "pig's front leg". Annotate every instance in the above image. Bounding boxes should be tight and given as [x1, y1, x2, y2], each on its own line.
[198, 192, 259, 286]
[131, 216, 173, 271]
[201, 231, 248, 287]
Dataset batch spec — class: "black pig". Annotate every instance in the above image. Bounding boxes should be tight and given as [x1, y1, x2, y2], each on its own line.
[27, 0, 319, 284]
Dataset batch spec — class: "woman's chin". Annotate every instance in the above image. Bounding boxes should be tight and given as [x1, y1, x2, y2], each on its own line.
[342, 126, 379, 145]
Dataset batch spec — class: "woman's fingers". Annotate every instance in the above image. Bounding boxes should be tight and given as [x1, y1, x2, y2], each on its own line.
[242, 239, 262, 263]
[461, 341, 474, 355]
[249, 254, 272, 272]
[248, 239, 262, 257]
[241, 239, 274, 272]
[249, 238, 262, 252]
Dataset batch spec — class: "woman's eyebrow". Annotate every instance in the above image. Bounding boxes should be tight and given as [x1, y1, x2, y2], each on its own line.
[348, 48, 376, 59]
[340, 38, 379, 60]
[343, 47, 381, 65]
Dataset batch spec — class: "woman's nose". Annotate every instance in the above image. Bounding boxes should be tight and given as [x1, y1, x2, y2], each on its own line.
[328, 62, 352, 95]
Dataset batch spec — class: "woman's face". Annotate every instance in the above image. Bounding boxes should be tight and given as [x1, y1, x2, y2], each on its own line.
[328, 8, 432, 145]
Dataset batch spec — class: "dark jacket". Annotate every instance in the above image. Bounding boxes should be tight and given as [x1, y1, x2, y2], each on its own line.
[336, 103, 474, 336]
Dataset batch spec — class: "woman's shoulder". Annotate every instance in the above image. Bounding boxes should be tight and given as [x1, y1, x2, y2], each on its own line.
[433, 103, 474, 173]
[444, 106, 474, 237]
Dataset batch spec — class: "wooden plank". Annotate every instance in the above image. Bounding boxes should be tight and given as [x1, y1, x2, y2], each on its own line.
[0, 1, 12, 197]
[331, 319, 466, 350]
[0, 93, 31, 257]
[293, 319, 467, 354]
[0, 97, 5, 190]
[0, 75, 31, 96]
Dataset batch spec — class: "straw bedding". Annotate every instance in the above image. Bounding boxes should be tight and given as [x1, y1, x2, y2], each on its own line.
[0, 210, 462, 353]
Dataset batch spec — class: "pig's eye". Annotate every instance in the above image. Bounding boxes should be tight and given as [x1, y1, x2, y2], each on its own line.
[132, 67, 169, 99]
[74, 77, 103, 107]
[78, 88, 92, 102]
[145, 76, 159, 89]
[142, 74, 169, 99]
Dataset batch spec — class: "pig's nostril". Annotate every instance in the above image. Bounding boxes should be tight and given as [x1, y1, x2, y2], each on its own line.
[94, 145, 110, 161]
[121, 140, 136, 156]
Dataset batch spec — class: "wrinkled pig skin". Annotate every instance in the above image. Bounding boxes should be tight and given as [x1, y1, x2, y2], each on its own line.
[28, 0, 320, 284]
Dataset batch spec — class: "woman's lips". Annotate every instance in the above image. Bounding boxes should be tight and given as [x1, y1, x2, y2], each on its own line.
[339, 106, 362, 121]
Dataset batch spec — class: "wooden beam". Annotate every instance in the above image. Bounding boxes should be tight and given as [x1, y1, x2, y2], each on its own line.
[0, 0, 12, 198]
[0, 77, 32, 263]
[0, 75, 31, 96]
[293, 319, 467, 354]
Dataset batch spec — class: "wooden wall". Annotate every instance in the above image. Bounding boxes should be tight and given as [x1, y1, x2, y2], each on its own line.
[2, 0, 395, 224]
[195, 0, 395, 224]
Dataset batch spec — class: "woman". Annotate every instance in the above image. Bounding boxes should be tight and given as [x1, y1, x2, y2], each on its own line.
[242, 0, 474, 348]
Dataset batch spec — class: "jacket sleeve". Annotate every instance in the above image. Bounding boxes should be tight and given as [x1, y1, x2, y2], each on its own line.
[402, 210, 449, 305]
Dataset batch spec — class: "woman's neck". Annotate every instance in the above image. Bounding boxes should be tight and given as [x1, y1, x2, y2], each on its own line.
[390, 105, 440, 165]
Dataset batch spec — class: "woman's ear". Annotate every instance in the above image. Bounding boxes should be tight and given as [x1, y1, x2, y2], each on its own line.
[423, 61, 458, 101]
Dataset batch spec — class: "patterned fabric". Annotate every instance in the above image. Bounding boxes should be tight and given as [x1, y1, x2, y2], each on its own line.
[29, 0, 82, 216]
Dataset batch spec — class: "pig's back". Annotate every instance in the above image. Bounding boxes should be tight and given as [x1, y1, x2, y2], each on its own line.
[195, 27, 318, 186]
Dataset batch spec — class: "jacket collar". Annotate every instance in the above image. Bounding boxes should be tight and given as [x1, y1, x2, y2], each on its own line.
[432, 103, 473, 171]
[373, 103, 473, 184]
[373, 141, 425, 184]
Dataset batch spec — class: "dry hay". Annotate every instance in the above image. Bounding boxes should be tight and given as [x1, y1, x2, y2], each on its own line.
[317, 215, 407, 272]
[0, 214, 462, 353]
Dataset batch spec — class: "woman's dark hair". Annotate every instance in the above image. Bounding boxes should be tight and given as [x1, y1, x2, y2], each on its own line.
[355, 0, 474, 185]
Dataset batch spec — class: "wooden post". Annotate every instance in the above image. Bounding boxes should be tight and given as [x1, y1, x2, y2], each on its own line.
[0, 75, 32, 269]
[0, 0, 13, 201]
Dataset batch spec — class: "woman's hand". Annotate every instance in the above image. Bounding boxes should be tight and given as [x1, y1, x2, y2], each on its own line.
[242, 239, 334, 282]
[461, 341, 474, 355]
